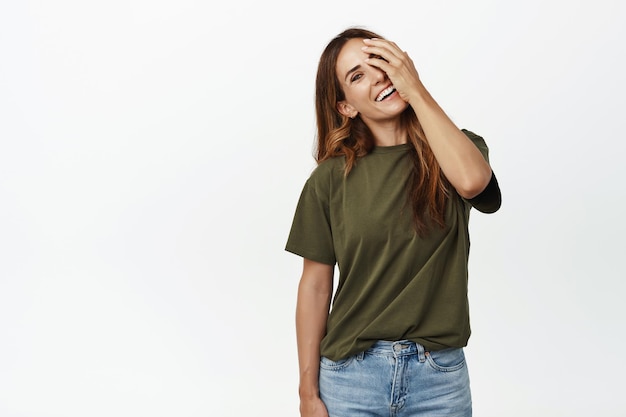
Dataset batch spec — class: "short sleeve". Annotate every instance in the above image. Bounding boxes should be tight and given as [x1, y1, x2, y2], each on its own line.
[285, 178, 336, 265]
[461, 129, 502, 214]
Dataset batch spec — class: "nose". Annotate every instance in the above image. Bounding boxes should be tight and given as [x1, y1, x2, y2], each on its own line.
[371, 67, 387, 84]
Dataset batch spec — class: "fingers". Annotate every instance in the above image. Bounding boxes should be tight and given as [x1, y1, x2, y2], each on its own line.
[361, 37, 422, 102]
[363, 54, 392, 74]
[361, 38, 413, 76]
[362, 38, 405, 63]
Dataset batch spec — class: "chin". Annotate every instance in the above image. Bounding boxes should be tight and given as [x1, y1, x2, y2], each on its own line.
[391, 102, 410, 115]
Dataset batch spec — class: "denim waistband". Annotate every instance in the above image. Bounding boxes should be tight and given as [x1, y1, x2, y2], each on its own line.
[362, 340, 427, 359]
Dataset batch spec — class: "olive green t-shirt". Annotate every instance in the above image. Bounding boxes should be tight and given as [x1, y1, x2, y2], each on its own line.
[286, 130, 498, 361]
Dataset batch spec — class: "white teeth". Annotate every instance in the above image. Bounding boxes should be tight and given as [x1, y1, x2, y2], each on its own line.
[376, 85, 396, 102]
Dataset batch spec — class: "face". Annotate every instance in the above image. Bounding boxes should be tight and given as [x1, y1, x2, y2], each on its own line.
[335, 38, 408, 126]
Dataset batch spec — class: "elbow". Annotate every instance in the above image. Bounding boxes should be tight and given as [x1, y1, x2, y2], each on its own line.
[455, 170, 493, 199]
[463, 171, 502, 213]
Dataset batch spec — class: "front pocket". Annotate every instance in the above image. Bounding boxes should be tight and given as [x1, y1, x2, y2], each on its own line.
[320, 355, 355, 371]
[425, 348, 466, 372]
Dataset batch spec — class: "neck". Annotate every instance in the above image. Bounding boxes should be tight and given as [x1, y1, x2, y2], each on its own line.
[367, 120, 407, 147]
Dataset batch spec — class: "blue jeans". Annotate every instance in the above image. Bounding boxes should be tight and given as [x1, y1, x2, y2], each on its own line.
[319, 340, 472, 417]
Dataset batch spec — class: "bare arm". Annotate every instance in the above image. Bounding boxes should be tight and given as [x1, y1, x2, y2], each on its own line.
[363, 38, 493, 199]
[296, 258, 334, 417]
[405, 85, 492, 199]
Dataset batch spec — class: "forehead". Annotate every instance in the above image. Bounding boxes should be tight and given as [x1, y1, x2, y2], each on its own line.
[335, 38, 366, 78]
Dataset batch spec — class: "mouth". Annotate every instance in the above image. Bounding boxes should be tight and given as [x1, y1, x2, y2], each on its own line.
[375, 85, 396, 102]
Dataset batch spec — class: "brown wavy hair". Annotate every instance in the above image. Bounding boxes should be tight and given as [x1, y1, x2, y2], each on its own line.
[314, 27, 450, 236]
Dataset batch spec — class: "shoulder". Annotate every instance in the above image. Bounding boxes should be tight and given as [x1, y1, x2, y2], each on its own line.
[461, 129, 490, 161]
[461, 128, 486, 146]
[306, 156, 345, 190]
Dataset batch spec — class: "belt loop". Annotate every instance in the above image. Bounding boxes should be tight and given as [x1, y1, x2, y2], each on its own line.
[417, 343, 426, 363]
[357, 351, 364, 361]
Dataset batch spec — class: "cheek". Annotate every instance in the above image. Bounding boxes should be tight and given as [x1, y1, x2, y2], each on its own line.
[344, 86, 370, 107]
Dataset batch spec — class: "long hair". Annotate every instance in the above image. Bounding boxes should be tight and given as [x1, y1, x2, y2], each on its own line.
[314, 27, 450, 236]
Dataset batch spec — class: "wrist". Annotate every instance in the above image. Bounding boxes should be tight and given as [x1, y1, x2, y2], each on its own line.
[299, 385, 320, 400]
[407, 84, 433, 107]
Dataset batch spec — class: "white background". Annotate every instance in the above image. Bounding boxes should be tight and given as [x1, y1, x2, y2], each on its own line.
[1, 0, 625, 416]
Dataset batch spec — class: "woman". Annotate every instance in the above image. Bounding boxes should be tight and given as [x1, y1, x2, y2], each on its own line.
[286, 27, 501, 417]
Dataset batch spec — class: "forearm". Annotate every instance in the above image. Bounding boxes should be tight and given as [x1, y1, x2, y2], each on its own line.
[407, 85, 492, 198]
[295, 262, 333, 399]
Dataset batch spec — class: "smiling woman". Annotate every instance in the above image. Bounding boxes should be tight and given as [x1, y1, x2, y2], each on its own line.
[285, 27, 501, 417]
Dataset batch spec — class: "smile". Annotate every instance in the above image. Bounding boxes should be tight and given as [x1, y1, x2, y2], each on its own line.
[375, 85, 396, 102]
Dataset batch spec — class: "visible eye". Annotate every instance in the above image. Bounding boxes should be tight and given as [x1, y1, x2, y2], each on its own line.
[350, 73, 363, 82]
